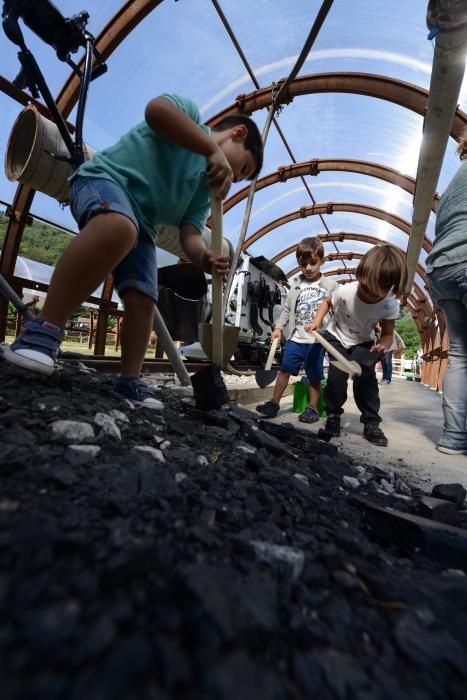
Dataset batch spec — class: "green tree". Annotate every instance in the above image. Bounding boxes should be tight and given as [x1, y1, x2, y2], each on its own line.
[395, 312, 421, 359]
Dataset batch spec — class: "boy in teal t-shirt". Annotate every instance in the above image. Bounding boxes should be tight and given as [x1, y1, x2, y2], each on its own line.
[4, 94, 263, 406]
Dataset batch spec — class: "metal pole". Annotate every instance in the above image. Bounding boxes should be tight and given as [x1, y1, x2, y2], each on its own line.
[152, 304, 191, 386]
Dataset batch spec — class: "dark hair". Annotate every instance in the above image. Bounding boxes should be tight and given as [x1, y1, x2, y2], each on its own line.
[296, 236, 324, 263]
[356, 244, 408, 297]
[211, 115, 263, 178]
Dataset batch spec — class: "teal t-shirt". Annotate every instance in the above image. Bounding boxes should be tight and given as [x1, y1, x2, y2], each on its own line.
[73, 94, 210, 241]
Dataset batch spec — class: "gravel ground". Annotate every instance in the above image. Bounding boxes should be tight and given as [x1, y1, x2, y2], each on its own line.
[1, 355, 467, 700]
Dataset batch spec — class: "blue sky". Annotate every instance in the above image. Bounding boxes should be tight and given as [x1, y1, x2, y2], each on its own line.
[1, 0, 466, 289]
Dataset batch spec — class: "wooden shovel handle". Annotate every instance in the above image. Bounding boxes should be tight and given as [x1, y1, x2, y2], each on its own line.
[311, 330, 350, 366]
[265, 337, 279, 370]
[210, 195, 223, 367]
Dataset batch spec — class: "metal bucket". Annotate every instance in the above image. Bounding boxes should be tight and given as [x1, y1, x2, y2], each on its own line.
[4, 105, 94, 203]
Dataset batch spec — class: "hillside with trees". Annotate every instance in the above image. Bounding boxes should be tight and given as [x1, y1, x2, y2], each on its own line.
[0, 210, 72, 266]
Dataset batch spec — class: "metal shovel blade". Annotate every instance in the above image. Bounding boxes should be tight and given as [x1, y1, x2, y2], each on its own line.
[255, 337, 279, 388]
[255, 368, 278, 389]
[199, 322, 240, 369]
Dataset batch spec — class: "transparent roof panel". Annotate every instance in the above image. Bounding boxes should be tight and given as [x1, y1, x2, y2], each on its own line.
[1, 0, 466, 287]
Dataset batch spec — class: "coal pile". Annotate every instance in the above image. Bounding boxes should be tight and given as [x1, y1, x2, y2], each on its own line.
[1, 355, 467, 700]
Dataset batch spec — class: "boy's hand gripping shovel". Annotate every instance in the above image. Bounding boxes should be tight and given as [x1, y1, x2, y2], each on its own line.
[255, 337, 279, 388]
[191, 195, 240, 410]
[311, 330, 362, 377]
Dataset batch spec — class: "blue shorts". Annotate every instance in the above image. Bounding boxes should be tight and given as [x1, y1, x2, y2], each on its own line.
[280, 339, 325, 381]
[69, 176, 158, 302]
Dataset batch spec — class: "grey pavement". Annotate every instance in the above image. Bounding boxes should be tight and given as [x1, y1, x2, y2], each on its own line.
[244, 373, 467, 491]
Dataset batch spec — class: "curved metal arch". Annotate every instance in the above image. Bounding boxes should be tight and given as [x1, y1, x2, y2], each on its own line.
[222, 159, 439, 217]
[274, 237, 430, 288]
[242, 203, 433, 252]
[1, 1, 165, 330]
[206, 71, 467, 141]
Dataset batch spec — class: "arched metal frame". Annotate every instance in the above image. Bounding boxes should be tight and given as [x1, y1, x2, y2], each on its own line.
[206, 71, 467, 140]
[221, 158, 439, 217]
[0, 14, 457, 372]
[0, 0, 164, 346]
[242, 202, 432, 252]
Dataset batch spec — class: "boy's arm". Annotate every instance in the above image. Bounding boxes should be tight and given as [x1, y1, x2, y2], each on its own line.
[180, 224, 229, 278]
[305, 298, 332, 333]
[272, 288, 292, 340]
[145, 96, 233, 198]
[374, 319, 395, 353]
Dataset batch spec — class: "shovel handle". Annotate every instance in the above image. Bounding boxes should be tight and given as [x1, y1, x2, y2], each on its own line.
[311, 330, 360, 375]
[265, 337, 279, 370]
[210, 195, 224, 367]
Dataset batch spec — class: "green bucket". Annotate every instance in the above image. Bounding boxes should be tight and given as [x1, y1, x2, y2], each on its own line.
[293, 378, 327, 416]
[293, 382, 309, 413]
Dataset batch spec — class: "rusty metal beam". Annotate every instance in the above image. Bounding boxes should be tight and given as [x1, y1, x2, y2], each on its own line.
[206, 72, 467, 141]
[0, 75, 75, 131]
[243, 203, 432, 251]
[56, 1, 165, 118]
[222, 159, 439, 218]
[273, 235, 430, 286]
[0, 0, 165, 340]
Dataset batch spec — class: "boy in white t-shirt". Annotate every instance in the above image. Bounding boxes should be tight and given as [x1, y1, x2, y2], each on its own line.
[256, 237, 337, 422]
[306, 245, 408, 446]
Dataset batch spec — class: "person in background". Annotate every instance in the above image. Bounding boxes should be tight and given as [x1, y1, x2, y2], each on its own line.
[380, 328, 405, 384]
[256, 237, 337, 423]
[426, 127, 467, 455]
[306, 245, 408, 447]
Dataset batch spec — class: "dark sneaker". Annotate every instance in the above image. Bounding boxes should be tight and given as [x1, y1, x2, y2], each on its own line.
[324, 414, 341, 437]
[299, 406, 320, 424]
[363, 423, 388, 447]
[113, 377, 162, 409]
[256, 400, 279, 418]
[3, 319, 64, 375]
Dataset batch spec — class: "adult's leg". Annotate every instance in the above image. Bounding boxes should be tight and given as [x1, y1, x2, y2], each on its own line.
[385, 350, 393, 382]
[119, 289, 155, 378]
[381, 354, 388, 381]
[39, 213, 137, 327]
[437, 297, 467, 449]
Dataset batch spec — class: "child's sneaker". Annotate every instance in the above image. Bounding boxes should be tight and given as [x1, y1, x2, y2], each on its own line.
[299, 406, 320, 424]
[113, 376, 161, 409]
[363, 423, 388, 447]
[256, 400, 279, 418]
[3, 319, 64, 375]
[324, 414, 341, 437]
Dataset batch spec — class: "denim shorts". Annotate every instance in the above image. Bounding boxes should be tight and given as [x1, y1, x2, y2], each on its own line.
[69, 175, 158, 301]
[280, 339, 325, 381]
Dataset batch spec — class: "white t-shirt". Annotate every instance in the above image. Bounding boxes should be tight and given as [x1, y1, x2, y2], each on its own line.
[292, 279, 331, 343]
[327, 281, 400, 349]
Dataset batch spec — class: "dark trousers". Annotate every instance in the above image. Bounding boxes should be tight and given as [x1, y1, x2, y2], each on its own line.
[382, 350, 393, 382]
[323, 331, 381, 425]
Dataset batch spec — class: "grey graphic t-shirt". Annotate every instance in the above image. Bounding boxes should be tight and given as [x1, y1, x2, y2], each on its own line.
[292, 280, 330, 343]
